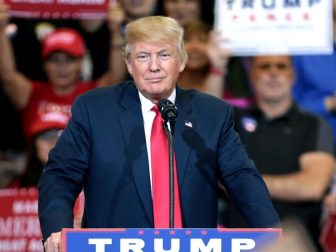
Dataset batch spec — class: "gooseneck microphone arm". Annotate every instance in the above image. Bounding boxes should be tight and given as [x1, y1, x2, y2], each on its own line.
[162, 122, 174, 228]
[158, 99, 178, 228]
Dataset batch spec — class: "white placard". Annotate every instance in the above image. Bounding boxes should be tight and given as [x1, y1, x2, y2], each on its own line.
[215, 0, 333, 55]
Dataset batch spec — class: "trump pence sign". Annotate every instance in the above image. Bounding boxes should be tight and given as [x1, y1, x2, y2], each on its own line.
[215, 0, 333, 55]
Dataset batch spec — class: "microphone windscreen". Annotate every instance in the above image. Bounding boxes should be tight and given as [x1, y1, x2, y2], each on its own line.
[158, 99, 178, 122]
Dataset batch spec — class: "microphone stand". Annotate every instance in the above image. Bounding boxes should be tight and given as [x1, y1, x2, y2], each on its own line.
[163, 121, 174, 228]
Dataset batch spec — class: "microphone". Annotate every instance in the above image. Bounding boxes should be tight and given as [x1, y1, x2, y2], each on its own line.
[158, 98, 177, 228]
[158, 99, 178, 135]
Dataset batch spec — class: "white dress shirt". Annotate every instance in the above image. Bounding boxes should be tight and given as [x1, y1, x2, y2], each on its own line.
[138, 89, 176, 190]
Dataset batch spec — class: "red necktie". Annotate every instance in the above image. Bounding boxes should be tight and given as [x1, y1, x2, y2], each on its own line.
[150, 105, 182, 228]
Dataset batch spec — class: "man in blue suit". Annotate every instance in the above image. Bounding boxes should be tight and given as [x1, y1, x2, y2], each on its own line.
[39, 16, 280, 251]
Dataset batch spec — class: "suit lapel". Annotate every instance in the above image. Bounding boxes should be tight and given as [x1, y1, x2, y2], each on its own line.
[174, 88, 195, 188]
[118, 83, 153, 224]
[117, 85, 195, 222]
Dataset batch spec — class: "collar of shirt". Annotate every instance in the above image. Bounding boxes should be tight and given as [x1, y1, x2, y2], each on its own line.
[138, 90, 176, 113]
[138, 89, 176, 190]
[244, 103, 298, 123]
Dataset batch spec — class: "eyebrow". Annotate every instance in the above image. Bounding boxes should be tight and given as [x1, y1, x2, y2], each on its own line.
[136, 48, 171, 55]
[158, 48, 171, 53]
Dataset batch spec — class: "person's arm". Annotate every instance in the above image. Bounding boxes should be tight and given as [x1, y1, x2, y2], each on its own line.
[263, 117, 335, 202]
[262, 151, 334, 201]
[203, 31, 231, 98]
[0, 2, 32, 110]
[97, 2, 127, 86]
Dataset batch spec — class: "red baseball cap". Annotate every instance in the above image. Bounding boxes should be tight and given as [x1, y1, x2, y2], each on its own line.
[26, 108, 70, 142]
[42, 28, 86, 58]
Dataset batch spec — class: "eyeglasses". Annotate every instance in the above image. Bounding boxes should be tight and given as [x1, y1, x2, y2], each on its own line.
[256, 63, 291, 71]
[46, 54, 80, 64]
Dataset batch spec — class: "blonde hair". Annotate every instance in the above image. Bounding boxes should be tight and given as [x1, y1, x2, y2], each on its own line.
[123, 16, 187, 63]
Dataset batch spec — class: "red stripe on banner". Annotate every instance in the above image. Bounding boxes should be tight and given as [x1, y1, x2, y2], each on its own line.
[4, 0, 109, 19]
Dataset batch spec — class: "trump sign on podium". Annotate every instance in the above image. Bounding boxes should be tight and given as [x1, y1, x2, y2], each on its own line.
[62, 228, 282, 252]
[215, 0, 333, 55]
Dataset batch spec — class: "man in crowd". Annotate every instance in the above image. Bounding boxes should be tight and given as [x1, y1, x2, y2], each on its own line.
[222, 55, 335, 251]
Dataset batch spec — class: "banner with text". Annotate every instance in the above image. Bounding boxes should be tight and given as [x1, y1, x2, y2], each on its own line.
[3, 0, 109, 19]
[214, 0, 333, 55]
[62, 228, 282, 252]
[0, 188, 84, 252]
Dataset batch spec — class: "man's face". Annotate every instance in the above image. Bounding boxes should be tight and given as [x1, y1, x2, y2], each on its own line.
[125, 41, 186, 103]
[250, 56, 294, 103]
[44, 52, 82, 89]
[118, 0, 157, 19]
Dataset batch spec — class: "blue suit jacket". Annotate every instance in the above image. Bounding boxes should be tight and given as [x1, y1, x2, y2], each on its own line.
[38, 82, 279, 240]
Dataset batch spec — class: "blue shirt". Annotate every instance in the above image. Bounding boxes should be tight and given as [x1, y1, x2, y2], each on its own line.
[293, 45, 336, 141]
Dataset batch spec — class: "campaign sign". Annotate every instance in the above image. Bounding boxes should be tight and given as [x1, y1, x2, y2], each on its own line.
[214, 0, 333, 55]
[0, 188, 42, 252]
[62, 228, 282, 252]
[3, 0, 109, 19]
[0, 187, 84, 252]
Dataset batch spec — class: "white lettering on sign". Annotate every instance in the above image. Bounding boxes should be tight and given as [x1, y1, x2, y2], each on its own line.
[88, 238, 112, 252]
[190, 238, 222, 252]
[0, 217, 41, 237]
[12, 200, 38, 214]
[226, 0, 321, 10]
[120, 239, 145, 252]
[0, 239, 27, 251]
[154, 238, 180, 252]
[231, 238, 256, 252]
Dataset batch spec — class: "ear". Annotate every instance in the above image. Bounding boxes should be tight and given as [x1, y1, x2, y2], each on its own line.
[124, 57, 133, 76]
[178, 54, 188, 73]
